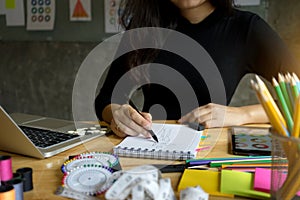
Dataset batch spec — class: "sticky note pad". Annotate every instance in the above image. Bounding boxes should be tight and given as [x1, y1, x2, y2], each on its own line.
[220, 170, 270, 199]
[177, 169, 234, 198]
[254, 168, 300, 195]
[254, 168, 272, 193]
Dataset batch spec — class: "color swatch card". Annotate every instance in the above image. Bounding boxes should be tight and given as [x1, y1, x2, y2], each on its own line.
[26, 0, 55, 30]
[104, 0, 122, 33]
[3, 0, 25, 26]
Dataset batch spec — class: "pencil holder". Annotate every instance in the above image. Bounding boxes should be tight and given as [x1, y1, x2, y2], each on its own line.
[271, 130, 300, 200]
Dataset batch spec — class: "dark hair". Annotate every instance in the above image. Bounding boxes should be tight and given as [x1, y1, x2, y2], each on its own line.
[118, 0, 234, 81]
[120, 0, 234, 30]
[210, 0, 234, 15]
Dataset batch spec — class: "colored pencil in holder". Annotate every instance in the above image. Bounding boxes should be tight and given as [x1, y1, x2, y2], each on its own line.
[273, 77, 294, 133]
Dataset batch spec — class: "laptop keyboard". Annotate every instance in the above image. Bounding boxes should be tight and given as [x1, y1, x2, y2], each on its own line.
[19, 126, 80, 148]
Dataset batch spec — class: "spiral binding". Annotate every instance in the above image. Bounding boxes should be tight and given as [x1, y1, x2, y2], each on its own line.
[114, 146, 194, 160]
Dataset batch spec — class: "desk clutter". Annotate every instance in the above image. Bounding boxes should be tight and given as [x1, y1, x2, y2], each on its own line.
[56, 151, 298, 199]
[0, 155, 33, 200]
[178, 156, 281, 199]
[57, 152, 210, 200]
[56, 151, 293, 200]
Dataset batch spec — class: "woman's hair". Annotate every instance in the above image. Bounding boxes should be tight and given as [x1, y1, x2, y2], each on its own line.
[120, 0, 234, 30]
[118, 0, 234, 81]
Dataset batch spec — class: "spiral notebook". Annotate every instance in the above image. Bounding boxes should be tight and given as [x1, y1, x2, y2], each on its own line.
[113, 123, 203, 160]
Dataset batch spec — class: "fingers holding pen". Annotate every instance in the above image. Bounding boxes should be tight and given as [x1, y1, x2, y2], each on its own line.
[128, 107, 152, 137]
[130, 109, 152, 128]
[111, 104, 152, 138]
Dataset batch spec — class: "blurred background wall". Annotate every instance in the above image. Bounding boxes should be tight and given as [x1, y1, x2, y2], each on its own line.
[0, 0, 299, 120]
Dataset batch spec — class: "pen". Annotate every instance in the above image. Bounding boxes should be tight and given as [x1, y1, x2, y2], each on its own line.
[152, 164, 186, 173]
[128, 99, 159, 143]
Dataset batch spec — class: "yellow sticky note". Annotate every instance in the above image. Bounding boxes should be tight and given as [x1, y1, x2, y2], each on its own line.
[220, 170, 270, 199]
[177, 169, 234, 198]
[5, 0, 15, 9]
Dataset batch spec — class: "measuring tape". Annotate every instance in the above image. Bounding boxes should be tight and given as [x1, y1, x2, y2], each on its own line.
[180, 186, 209, 200]
[105, 165, 176, 200]
[55, 186, 100, 200]
[61, 152, 119, 174]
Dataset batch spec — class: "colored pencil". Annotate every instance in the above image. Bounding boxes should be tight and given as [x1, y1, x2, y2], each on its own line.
[278, 73, 293, 115]
[251, 79, 289, 137]
[285, 73, 295, 108]
[292, 72, 300, 93]
[255, 76, 285, 118]
[255, 76, 288, 129]
[291, 77, 299, 101]
[186, 156, 271, 165]
[210, 158, 273, 167]
[292, 96, 300, 138]
[273, 77, 294, 133]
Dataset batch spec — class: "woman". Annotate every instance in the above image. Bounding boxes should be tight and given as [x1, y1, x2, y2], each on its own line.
[95, 0, 298, 138]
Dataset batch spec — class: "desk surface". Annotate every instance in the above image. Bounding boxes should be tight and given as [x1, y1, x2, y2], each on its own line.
[0, 124, 255, 200]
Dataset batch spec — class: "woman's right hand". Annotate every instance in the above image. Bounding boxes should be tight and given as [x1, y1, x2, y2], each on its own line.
[109, 104, 153, 138]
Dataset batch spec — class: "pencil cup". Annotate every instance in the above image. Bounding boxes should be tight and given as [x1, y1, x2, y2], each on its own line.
[271, 130, 300, 200]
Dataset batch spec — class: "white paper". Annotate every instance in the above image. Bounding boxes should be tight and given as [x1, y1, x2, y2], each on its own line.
[234, 0, 260, 6]
[26, 0, 55, 31]
[4, 0, 25, 26]
[104, 0, 122, 33]
[69, 0, 91, 21]
[115, 123, 202, 152]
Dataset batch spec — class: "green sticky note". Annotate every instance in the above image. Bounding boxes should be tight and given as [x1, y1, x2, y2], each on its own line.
[5, 0, 15, 9]
[220, 170, 270, 199]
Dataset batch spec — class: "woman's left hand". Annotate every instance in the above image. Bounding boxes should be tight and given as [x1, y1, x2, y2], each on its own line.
[178, 103, 267, 128]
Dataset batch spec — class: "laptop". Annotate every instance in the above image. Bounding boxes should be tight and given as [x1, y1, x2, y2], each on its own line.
[0, 106, 109, 159]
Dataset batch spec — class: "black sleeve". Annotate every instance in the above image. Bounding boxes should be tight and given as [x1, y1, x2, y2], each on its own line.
[94, 53, 130, 121]
[246, 15, 299, 80]
[94, 40, 150, 121]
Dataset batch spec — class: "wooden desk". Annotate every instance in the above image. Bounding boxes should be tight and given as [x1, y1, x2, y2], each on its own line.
[0, 127, 243, 200]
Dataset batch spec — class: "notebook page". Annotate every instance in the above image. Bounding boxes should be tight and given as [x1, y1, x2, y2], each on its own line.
[115, 123, 202, 152]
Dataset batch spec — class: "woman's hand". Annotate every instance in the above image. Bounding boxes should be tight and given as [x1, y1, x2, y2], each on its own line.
[108, 104, 153, 138]
[178, 103, 269, 128]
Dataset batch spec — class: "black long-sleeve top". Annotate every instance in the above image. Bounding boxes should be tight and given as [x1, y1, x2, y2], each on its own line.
[95, 8, 298, 121]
